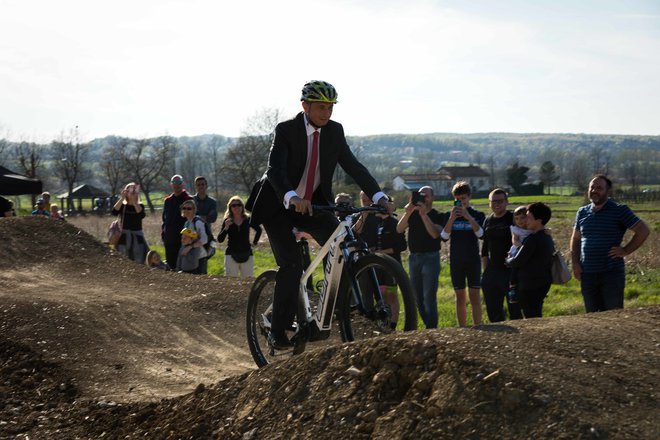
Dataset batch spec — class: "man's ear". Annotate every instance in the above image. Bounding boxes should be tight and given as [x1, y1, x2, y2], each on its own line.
[301, 101, 310, 113]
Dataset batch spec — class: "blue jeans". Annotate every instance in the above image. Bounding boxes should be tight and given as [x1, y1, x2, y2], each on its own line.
[409, 251, 440, 329]
[581, 270, 626, 312]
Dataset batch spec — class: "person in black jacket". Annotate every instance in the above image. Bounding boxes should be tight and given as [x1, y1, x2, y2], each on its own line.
[506, 202, 554, 318]
[481, 188, 522, 322]
[245, 80, 387, 350]
[218, 196, 261, 277]
[111, 182, 149, 263]
[161, 175, 192, 269]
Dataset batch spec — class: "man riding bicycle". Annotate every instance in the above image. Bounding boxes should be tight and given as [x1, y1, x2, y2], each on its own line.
[246, 80, 388, 350]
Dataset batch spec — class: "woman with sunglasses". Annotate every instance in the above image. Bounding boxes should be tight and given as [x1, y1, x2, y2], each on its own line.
[179, 199, 208, 274]
[218, 196, 262, 277]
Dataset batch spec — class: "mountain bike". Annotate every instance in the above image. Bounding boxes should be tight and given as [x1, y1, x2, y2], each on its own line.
[246, 204, 417, 367]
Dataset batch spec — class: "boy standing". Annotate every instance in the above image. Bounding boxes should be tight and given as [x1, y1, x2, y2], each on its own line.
[441, 181, 485, 327]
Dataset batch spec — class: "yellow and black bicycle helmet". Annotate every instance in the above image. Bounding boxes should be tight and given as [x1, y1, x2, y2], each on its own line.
[301, 80, 338, 103]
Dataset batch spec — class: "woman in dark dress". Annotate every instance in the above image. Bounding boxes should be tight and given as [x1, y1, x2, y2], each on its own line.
[506, 202, 554, 318]
[111, 182, 149, 264]
[217, 196, 262, 277]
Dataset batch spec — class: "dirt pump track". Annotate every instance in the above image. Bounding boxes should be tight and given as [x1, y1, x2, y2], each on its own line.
[0, 217, 658, 439]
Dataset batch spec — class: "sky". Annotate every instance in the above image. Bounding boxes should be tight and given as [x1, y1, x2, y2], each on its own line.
[1, 0, 659, 142]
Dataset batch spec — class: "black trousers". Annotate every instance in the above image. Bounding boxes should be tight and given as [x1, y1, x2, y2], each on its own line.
[481, 266, 522, 322]
[262, 208, 338, 334]
[519, 284, 551, 318]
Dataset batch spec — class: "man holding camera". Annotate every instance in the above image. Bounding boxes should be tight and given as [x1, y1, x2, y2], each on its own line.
[396, 185, 444, 329]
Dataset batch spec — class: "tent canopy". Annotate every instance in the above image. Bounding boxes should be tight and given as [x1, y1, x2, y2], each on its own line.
[0, 165, 43, 195]
[58, 184, 110, 199]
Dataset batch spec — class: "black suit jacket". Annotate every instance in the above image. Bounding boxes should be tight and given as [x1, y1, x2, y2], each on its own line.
[247, 112, 381, 225]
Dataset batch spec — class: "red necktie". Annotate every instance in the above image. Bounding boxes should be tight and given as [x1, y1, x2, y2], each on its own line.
[304, 130, 319, 201]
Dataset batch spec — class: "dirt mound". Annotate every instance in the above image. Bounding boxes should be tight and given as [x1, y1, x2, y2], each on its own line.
[1, 217, 659, 439]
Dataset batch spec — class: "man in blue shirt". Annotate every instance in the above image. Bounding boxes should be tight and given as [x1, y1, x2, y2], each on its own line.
[570, 175, 649, 313]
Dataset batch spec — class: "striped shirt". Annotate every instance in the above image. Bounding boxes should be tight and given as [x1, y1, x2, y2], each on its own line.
[575, 199, 640, 273]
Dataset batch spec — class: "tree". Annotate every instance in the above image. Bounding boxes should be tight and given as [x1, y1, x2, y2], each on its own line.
[221, 135, 272, 194]
[539, 161, 560, 194]
[567, 153, 590, 194]
[220, 108, 283, 194]
[100, 136, 131, 198]
[50, 128, 90, 213]
[505, 161, 529, 194]
[120, 136, 175, 213]
[487, 154, 496, 188]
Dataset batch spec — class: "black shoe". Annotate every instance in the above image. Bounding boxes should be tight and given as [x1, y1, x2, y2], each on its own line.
[268, 331, 293, 350]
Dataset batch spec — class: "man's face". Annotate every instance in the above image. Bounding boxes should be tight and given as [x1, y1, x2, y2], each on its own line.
[588, 177, 610, 206]
[454, 193, 471, 207]
[489, 193, 508, 216]
[195, 179, 207, 197]
[303, 101, 333, 127]
[171, 182, 183, 195]
[419, 188, 433, 207]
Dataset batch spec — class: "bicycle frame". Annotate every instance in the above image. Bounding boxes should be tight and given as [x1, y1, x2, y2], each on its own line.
[298, 212, 377, 338]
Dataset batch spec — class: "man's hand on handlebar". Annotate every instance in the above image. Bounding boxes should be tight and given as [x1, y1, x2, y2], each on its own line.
[290, 196, 313, 216]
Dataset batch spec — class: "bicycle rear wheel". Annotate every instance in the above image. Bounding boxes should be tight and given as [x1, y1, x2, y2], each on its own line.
[337, 253, 417, 342]
[246, 270, 296, 367]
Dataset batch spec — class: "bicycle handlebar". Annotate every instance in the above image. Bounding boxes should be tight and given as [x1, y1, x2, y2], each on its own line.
[289, 203, 387, 215]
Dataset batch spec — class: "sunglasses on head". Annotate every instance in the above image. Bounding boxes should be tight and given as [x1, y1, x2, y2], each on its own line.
[181, 206, 193, 211]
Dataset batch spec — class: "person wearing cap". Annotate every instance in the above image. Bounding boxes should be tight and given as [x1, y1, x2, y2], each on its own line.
[32, 199, 50, 217]
[162, 174, 192, 269]
[176, 227, 202, 273]
[246, 80, 388, 350]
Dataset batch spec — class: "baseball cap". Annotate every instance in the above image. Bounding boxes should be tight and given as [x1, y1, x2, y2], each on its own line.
[170, 174, 183, 185]
[36, 198, 45, 205]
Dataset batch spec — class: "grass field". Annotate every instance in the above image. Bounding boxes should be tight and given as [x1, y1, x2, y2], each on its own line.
[66, 194, 659, 328]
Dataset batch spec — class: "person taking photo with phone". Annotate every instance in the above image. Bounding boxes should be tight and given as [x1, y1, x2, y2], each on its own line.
[441, 181, 485, 327]
[396, 185, 444, 329]
[112, 182, 149, 264]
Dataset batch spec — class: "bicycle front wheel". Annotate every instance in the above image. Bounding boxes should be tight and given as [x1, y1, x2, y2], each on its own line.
[336, 253, 417, 342]
[246, 270, 296, 367]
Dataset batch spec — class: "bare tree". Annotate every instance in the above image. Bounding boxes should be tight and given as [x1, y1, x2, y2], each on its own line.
[13, 141, 45, 205]
[567, 153, 590, 194]
[100, 136, 131, 198]
[539, 161, 560, 194]
[206, 136, 227, 200]
[488, 154, 496, 188]
[15, 141, 44, 179]
[220, 108, 283, 194]
[221, 135, 272, 194]
[50, 128, 90, 213]
[121, 136, 175, 213]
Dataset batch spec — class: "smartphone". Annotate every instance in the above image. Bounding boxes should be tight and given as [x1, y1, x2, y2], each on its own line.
[411, 190, 423, 204]
[454, 199, 462, 207]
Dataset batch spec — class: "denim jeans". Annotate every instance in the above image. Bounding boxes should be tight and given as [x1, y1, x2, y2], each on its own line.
[581, 269, 626, 312]
[409, 251, 440, 328]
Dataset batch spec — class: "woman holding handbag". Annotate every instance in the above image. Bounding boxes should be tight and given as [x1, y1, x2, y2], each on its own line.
[111, 182, 149, 264]
[217, 196, 262, 277]
[505, 202, 554, 318]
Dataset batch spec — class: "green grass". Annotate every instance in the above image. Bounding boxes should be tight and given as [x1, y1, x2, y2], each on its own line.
[135, 193, 660, 329]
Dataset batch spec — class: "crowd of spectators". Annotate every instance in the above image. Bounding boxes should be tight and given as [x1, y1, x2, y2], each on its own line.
[1, 172, 649, 326]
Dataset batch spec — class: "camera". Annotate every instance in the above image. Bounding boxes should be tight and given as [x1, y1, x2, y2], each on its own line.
[454, 199, 462, 207]
[411, 190, 423, 204]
